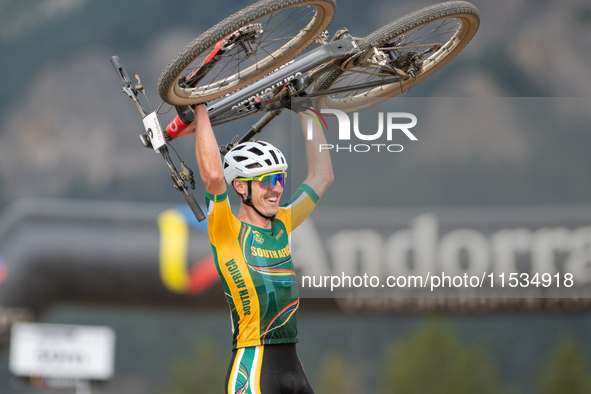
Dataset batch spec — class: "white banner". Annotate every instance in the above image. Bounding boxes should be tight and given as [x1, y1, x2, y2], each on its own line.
[9, 323, 115, 380]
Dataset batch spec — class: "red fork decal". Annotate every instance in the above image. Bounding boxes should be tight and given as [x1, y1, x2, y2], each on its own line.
[166, 116, 196, 139]
[204, 39, 224, 63]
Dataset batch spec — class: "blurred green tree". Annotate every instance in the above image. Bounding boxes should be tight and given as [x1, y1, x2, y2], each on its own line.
[380, 318, 500, 394]
[161, 339, 227, 394]
[316, 352, 361, 394]
[540, 334, 591, 394]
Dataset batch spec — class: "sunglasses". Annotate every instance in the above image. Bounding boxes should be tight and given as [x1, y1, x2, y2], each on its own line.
[238, 171, 287, 189]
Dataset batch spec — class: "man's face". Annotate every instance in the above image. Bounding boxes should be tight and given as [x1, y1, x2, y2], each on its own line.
[234, 172, 285, 216]
[251, 175, 283, 216]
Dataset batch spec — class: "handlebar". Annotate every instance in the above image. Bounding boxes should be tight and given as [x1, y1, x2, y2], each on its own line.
[111, 55, 206, 222]
[111, 55, 147, 118]
[183, 191, 207, 222]
[110, 56, 131, 87]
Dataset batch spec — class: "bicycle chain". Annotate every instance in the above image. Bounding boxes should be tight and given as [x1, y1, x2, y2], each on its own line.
[379, 43, 440, 51]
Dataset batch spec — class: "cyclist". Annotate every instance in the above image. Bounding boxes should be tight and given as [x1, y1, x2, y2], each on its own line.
[193, 103, 333, 394]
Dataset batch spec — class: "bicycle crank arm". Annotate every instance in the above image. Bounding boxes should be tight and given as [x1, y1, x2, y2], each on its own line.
[218, 109, 284, 155]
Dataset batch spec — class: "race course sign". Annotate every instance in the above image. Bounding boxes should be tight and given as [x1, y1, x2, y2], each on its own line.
[9, 323, 115, 380]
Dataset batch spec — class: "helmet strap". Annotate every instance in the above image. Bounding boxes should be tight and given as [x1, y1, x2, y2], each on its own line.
[242, 181, 275, 221]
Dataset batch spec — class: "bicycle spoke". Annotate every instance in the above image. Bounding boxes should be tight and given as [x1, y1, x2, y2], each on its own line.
[328, 18, 462, 101]
[166, 3, 325, 102]
[324, 16, 466, 103]
[407, 18, 456, 45]
[416, 20, 456, 45]
[204, 52, 243, 88]
[303, 1, 479, 114]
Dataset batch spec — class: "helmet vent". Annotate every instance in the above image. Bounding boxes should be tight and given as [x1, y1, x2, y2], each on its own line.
[234, 156, 248, 162]
[269, 150, 278, 164]
[265, 159, 272, 166]
[249, 147, 264, 156]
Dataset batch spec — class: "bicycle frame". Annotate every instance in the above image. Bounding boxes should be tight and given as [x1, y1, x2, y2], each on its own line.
[202, 34, 400, 127]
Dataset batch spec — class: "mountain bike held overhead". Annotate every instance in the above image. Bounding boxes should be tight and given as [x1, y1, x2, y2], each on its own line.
[112, 0, 479, 392]
[112, 0, 479, 218]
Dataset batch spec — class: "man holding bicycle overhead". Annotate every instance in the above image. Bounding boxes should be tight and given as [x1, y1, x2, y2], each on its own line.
[193, 104, 333, 394]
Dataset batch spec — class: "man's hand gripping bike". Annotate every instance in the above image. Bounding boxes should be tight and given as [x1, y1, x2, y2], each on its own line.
[112, 0, 480, 221]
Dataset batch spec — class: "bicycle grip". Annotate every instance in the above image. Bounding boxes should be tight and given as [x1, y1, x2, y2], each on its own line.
[183, 191, 206, 222]
[110, 55, 132, 86]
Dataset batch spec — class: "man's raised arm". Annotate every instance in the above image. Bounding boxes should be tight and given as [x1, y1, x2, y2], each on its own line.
[194, 104, 226, 195]
[298, 110, 334, 198]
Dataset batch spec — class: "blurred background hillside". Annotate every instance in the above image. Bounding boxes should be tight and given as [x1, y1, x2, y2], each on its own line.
[1, 0, 591, 393]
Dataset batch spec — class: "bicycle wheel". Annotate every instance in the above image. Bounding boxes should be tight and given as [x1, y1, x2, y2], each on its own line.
[158, 0, 336, 106]
[311, 1, 479, 113]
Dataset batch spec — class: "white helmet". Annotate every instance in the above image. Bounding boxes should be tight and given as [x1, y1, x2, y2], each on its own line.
[223, 141, 288, 184]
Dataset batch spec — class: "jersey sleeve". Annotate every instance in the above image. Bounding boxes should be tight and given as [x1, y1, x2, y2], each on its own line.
[205, 191, 242, 246]
[276, 183, 320, 233]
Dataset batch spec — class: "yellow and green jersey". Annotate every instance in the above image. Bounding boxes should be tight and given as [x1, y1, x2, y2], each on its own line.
[205, 184, 319, 350]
